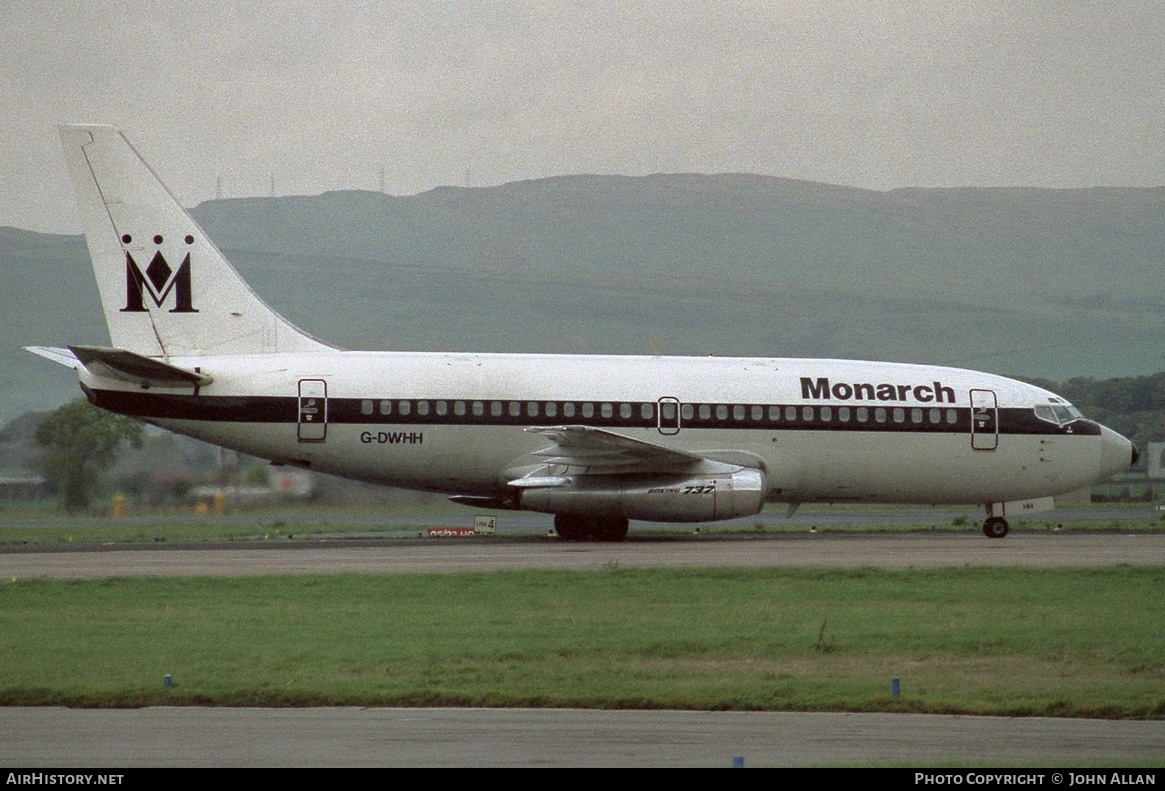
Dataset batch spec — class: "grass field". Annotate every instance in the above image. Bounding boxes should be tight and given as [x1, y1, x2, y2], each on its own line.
[1, 566, 1161, 716]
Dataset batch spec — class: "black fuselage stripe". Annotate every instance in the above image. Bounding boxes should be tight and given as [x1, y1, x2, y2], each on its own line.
[86, 389, 1099, 437]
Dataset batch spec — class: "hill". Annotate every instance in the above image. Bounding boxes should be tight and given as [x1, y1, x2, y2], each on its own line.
[4, 174, 1164, 424]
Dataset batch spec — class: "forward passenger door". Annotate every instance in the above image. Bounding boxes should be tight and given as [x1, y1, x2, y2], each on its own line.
[970, 389, 998, 451]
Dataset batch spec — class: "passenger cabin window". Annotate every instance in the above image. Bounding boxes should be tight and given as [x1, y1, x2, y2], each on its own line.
[332, 397, 1008, 432]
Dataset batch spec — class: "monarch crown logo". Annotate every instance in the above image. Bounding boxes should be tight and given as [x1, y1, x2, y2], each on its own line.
[120, 233, 198, 313]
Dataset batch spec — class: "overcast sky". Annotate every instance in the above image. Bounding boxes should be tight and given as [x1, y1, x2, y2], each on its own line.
[3, 1, 1163, 233]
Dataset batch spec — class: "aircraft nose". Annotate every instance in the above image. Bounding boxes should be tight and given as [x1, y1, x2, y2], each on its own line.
[1099, 425, 1137, 479]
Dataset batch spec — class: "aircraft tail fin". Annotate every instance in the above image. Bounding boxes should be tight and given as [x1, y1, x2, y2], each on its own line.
[57, 125, 333, 357]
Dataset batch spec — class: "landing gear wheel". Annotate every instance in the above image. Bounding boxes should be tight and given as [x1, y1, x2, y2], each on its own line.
[592, 517, 629, 542]
[554, 515, 630, 542]
[983, 517, 1009, 539]
[554, 514, 587, 541]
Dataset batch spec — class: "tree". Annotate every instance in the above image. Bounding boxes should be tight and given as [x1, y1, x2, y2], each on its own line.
[35, 399, 144, 512]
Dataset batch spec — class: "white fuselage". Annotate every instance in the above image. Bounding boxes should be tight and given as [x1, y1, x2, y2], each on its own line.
[80, 351, 1133, 511]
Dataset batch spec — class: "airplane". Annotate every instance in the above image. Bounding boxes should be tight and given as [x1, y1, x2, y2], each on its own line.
[27, 124, 1138, 541]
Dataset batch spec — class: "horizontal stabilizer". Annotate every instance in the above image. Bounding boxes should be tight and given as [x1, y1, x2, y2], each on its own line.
[24, 346, 81, 368]
[67, 345, 213, 389]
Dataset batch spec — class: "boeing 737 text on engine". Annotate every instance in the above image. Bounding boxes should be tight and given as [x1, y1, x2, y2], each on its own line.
[28, 125, 1137, 541]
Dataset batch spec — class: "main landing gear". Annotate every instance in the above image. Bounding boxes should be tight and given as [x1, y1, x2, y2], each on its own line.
[554, 514, 630, 542]
[983, 516, 1009, 539]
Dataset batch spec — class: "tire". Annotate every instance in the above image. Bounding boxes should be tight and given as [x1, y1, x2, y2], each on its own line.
[554, 514, 587, 541]
[554, 514, 629, 542]
[592, 517, 629, 542]
[983, 517, 1009, 539]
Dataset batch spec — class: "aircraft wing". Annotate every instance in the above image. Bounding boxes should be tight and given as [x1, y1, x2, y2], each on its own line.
[521, 424, 709, 477]
[509, 426, 770, 525]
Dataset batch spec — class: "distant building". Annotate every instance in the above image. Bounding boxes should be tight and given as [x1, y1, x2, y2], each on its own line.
[189, 469, 314, 505]
[1147, 442, 1165, 479]
[0, 474, 47, 500]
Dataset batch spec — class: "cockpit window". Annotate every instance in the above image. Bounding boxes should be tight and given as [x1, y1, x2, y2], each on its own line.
[1034, 403, 1084, 426]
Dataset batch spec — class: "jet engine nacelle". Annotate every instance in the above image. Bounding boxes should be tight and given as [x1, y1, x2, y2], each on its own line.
[515, 468, 766, 523]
